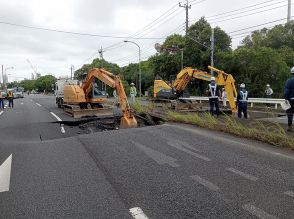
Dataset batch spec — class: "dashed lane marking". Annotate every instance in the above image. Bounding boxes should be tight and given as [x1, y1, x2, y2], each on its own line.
[167, 141, 211, 162]
[0, 154, 12, 193]
[227, 167, 258, 181]
[131, 140, 179, 167]
[284, 191, 294, 198]
[50, 112, 65, 134]
[0, 111, 3, 116]
[129, 207, 149, 219]
[50, 112, 62, 121]
[35, 103, 41, 107]
[20, 103, 23, 105]
[242, 204, 278, 219]
[190, 175, 219, 192]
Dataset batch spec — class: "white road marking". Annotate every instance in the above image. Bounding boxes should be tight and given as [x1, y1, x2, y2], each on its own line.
[169, 124, 294, 161]
[284, 191, 294, 198]
[30, 99, 33, 102]
[50, 112, 62, 121]
[0, 154, 12, 193]
[129, 207, 149, 219]
[0, 111, 3, 116]
[35, 103, 41, 107]
[190, 175, 219, 192]
[242, 204, 278, 219]
[227, 168, 258, 181]
[131, 141, 179, 167]
[20, 103, 23, 105]
[60, 124, 65, 134]
[167, 141, 211, 162]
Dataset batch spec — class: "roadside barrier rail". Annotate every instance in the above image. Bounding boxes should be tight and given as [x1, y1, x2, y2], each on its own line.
[179, 97, 285, 109]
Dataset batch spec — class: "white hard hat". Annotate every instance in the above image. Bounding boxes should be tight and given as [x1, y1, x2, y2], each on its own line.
[291, 67, 294, 74]
[240, 83, 245, 88]
[210, 77, 215, 81]
[130, 82, 135, 85]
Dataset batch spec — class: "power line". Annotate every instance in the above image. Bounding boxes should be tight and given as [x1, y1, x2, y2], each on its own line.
[208, 0, 286, 22]
[0, 20, 166, 40]
[210, 3, 289, 24]
[206, 0, 285, 19]
[228, 16, 291, 34]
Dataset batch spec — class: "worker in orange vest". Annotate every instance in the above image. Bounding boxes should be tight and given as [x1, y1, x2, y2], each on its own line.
[0, 92, 4, 109]
[7, 91, 14, 108]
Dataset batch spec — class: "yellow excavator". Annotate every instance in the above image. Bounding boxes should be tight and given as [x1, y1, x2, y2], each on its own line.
[153, 66, 238, 112]
[63, 68, 137, 128]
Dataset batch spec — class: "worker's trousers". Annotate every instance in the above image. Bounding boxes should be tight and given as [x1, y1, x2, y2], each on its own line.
[130, 94, 136, 103]
[286, 99, 294, 126]
[0, 99, 4, 109]
[8, 99, 13, 108]
[222, 97, 227, 107]
[209, 98, 220, 116]
[238, 102, 248, 118]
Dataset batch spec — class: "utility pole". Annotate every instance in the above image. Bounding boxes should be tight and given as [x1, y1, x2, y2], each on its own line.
[70, 65, 74, 80]
[210, 28, 215, 75]
[288, 0, 292, 23]
[98, 46, 107, 90]
[181, 48, 184, 69]
[1, 65, 3, 88]
[179, 0, 191, 34]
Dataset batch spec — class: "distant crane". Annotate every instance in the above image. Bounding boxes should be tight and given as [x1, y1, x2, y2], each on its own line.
[26, 59, 40, 79]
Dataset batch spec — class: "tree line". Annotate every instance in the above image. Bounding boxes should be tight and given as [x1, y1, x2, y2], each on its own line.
[7, 75, 56, 93]
[72, 17, 294, 97]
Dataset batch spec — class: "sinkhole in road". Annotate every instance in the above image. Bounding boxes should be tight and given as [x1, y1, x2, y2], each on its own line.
[52, 112, 165, 136]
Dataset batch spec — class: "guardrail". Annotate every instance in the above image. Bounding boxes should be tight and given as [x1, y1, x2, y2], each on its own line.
[179, 97, 285, 109]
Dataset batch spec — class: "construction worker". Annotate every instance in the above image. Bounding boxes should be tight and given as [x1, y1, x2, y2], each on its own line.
[284, 67, 294, 131]
[113, 89, 118, 105]
[7, 91, 14, 108]
[221, 88, 227, 107]
[265, 84, 273, 98]
[265, 84, 273, 107]
[237, 83, 248, 119]
[0, 91, 4, 110]
[207, 77, 220, 116]
[130, 82, 137, 103]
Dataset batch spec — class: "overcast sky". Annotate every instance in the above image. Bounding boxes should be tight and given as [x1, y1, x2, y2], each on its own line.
[0, 0, 290, 81]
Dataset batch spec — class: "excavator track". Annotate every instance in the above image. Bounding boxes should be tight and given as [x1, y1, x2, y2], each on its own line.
[63, 104, 113, 119]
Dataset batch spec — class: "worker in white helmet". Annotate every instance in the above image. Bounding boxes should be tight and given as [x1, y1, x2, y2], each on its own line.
[130, 82, 137, 103]
[284, 67, 294, 131]
[207, 77, 220, 116]
[237, 83, 248, 118]
[264, 84, 273, 107]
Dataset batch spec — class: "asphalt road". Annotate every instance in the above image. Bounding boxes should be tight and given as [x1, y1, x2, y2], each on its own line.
[0, 94, 294, 218]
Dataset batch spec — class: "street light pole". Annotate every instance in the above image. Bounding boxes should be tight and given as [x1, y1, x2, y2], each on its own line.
[124, 40, 141, 97]
[4, 66, 14, 88]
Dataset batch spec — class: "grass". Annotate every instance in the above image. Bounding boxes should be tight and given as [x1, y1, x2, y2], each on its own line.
[167, 111, 294, 149]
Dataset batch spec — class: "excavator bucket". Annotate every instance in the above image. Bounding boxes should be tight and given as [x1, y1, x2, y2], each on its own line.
[120, 116, 138, 129]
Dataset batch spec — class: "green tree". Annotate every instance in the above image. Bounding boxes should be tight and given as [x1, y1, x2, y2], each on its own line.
[19, 80, 36, 91]
[185, 17, 231, 69]
[35, 75, 56, 92]
[217, 47, 289, 97]
[75, 58, 120, 80]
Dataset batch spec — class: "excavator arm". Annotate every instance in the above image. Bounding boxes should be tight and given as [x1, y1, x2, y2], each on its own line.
[173, 67, 212, 94]
[83, 68, 137, 128]
[153, 66, 238, 113]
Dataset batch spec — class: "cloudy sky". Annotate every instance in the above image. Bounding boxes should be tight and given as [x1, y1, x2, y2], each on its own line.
[0, 0, 291, 81]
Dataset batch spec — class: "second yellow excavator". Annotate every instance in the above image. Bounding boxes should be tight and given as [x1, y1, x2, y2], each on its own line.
[153, 66, 238, 112]
[63, 68, 137, 128]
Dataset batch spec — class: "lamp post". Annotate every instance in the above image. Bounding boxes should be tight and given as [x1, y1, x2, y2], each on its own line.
[124, 40, 141, 97]
[4, 66, 13, 88]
